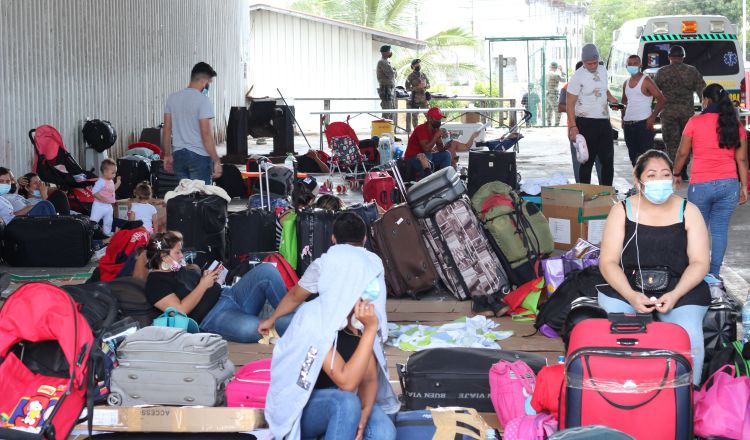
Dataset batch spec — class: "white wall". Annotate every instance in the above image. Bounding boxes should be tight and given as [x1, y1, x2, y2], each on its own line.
[0, 0, 249, 175]
[248, 9, 381, 134]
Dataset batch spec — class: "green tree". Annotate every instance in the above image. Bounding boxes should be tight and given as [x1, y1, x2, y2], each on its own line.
[290, 0, 482, 83]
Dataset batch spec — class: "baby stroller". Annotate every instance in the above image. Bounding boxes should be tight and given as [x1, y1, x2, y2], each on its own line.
[475, 110, 533, 153]
[324, 121, 368, 188]
[30, 125, 98, 215]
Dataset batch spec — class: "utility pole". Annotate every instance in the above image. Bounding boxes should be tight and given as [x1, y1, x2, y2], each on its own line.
[498, 54, 505, 125]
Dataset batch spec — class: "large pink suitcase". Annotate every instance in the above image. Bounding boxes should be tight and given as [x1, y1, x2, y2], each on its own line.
[561, 314, 693, 440]
[226, 358, 271, 408]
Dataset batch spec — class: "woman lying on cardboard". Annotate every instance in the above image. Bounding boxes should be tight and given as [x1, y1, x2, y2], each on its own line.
[265, 213, 399, 440]
[144, 230, 294, 342]
[598, 149, 711, 385]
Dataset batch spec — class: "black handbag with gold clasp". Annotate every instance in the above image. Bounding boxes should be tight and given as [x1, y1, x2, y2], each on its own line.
[628, 266, 671, 293]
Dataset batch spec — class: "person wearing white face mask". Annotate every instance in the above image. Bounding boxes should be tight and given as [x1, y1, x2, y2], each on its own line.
[0, 167, 57, 225]
[620, 55, 665, 166]
[598, 149, 711, 385]
[143, 230, 295, 342]
[674, 83, 748, 278]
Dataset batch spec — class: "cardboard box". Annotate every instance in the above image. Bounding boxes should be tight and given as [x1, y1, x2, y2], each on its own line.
[73, 406, 266, 433]
[442, 122, 486, 146]
[541, 184, 617, 250]
[114, 198, 166, 231]
[461, 111, 482, 124]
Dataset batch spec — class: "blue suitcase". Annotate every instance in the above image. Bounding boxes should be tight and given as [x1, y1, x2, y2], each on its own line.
[395, 409, 492, 440]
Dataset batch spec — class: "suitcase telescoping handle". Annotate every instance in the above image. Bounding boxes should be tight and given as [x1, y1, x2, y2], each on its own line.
[388, 160, 407, 200]
[608, 313, 653, 334]
[257, 156, 271, 211]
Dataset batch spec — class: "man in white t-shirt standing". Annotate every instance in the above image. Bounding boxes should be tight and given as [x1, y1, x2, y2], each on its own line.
[163, 62, 222, 184]
[566, 44, 620, 186]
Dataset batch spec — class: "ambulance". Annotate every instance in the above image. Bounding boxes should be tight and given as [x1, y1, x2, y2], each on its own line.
[608, 15, 745, 129]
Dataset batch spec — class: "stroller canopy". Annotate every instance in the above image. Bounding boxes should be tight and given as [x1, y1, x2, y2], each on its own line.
[31, 125, 67, 173]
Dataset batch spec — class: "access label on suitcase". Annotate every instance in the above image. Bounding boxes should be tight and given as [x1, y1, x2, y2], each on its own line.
[562, 315, 693, 440]
[406, 167, 467, 218]
[398, 347, 547, 412]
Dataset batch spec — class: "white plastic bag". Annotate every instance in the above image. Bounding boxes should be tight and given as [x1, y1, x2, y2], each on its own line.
[575, 134, 589, 164]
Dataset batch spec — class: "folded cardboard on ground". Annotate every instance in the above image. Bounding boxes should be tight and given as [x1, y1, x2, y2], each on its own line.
[74, 406, 266, 432]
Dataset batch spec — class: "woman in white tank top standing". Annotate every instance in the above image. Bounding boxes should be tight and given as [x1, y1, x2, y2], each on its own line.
[621, 54, 666, 166]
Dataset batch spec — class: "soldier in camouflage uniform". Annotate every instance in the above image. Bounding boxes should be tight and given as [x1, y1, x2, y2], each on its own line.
[405, 59, 431, 129]
[654, 45, 706, 179]
[545, 62, 565, 126]
[376, 45, 397, 122]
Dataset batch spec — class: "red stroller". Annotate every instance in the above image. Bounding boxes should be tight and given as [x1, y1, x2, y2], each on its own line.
[0, 283, 96, 439]
[29, 125, 98, 215]
[324, 121, 368, 187]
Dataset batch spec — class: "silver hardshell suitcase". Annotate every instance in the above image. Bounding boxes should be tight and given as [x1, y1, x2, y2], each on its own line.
[108, 326, 235, 407]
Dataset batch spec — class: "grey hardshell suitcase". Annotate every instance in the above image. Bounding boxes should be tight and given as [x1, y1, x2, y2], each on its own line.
[420, 197, 509, 301]
[406, 167, 467, 218]
[108, 327, 235, 407]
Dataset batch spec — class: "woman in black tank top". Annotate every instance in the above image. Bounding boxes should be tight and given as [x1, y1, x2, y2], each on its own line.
[598, 150, 711, 385]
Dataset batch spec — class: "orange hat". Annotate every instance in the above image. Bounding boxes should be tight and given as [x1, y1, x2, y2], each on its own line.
[426, 107, 446, 120]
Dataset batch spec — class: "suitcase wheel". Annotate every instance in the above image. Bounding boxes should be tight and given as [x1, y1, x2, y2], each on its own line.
[107, 392, 123, 406]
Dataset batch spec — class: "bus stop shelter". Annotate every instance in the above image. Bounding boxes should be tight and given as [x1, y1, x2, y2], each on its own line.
[486, 36, 569, 127]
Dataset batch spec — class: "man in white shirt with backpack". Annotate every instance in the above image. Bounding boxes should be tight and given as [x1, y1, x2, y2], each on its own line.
[620, 54, 665, 166]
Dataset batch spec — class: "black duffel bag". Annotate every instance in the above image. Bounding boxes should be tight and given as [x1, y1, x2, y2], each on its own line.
[82, 119, 118, 152]
[397, 347, 547, 412]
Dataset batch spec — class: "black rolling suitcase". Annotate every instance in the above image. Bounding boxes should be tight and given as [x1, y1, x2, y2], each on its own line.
[215, 164, 247, 199]
[2, 216, 94, 267]
[166, 193, 228, 268]
[398, 347, 547, 412]
[467, 150, 518, 196]
[116, 157, 153, 199]
[703, 296, 740, 369]
[139, 126, 163, 147]
[296, 208, 337, 276]
[227, 161, 276, 268]
[151, 160, 180, 198]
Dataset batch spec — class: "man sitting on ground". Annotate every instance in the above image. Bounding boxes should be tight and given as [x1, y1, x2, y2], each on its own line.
[403, 107, 451, 180]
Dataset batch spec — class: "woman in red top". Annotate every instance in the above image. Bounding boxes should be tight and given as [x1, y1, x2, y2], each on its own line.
[674, 83, 748, 276]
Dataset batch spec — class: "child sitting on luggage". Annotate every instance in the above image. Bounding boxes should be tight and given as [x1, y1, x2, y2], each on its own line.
[128, 181, 159, 233]
[265, 212, 398, 440]
[91, 159, 121, 236]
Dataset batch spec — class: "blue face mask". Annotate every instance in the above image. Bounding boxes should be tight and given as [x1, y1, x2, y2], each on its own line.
[361, 278, 380, 302]
[626, 66, 640, 75]
[642, 179, 673, 204]
[32, 190, 41, 198]
[202, 85, 209, 96]
[0, 183, 10, 195]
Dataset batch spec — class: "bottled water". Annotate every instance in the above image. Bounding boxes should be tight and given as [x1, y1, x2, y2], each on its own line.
[743, 291, 750, 342]
[486, 429, 497, 440]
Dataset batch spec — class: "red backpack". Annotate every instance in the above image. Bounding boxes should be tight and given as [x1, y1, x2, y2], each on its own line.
[262, 253, 299, 290]
[99, 227, 150, 282]
[0, 283, 95, 439]
[363, 171, 397, 210]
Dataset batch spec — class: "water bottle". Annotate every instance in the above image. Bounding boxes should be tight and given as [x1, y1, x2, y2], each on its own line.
[284, 154, 296, 170]
[486, 429, 497, 440]
[742, 293, 750, 343]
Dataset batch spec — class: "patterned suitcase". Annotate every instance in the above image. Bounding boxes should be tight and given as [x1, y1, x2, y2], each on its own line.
[420, 197, 509, 301]
[562, 314, 693, 440]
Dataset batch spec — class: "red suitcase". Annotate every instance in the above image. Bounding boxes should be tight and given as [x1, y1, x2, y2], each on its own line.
[363, 171, 397, 210]
[561, 314, 693, 440]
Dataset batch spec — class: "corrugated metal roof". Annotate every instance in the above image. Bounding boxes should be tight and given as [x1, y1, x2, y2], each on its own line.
[248, 3, 427, 50]
[0, 0, 249, 176]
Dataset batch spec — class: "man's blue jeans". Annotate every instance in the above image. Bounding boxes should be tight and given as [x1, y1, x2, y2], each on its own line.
[173, 148, 213, 184]
[598, 292, 708, 385]
[27, 200, 56, 216]
[300, 389, 396, 440]
[408, 150, 452, 180]
[687, 178, 740, 274]
[200, 263, 293, 342]
[622, 120, 655, 166]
